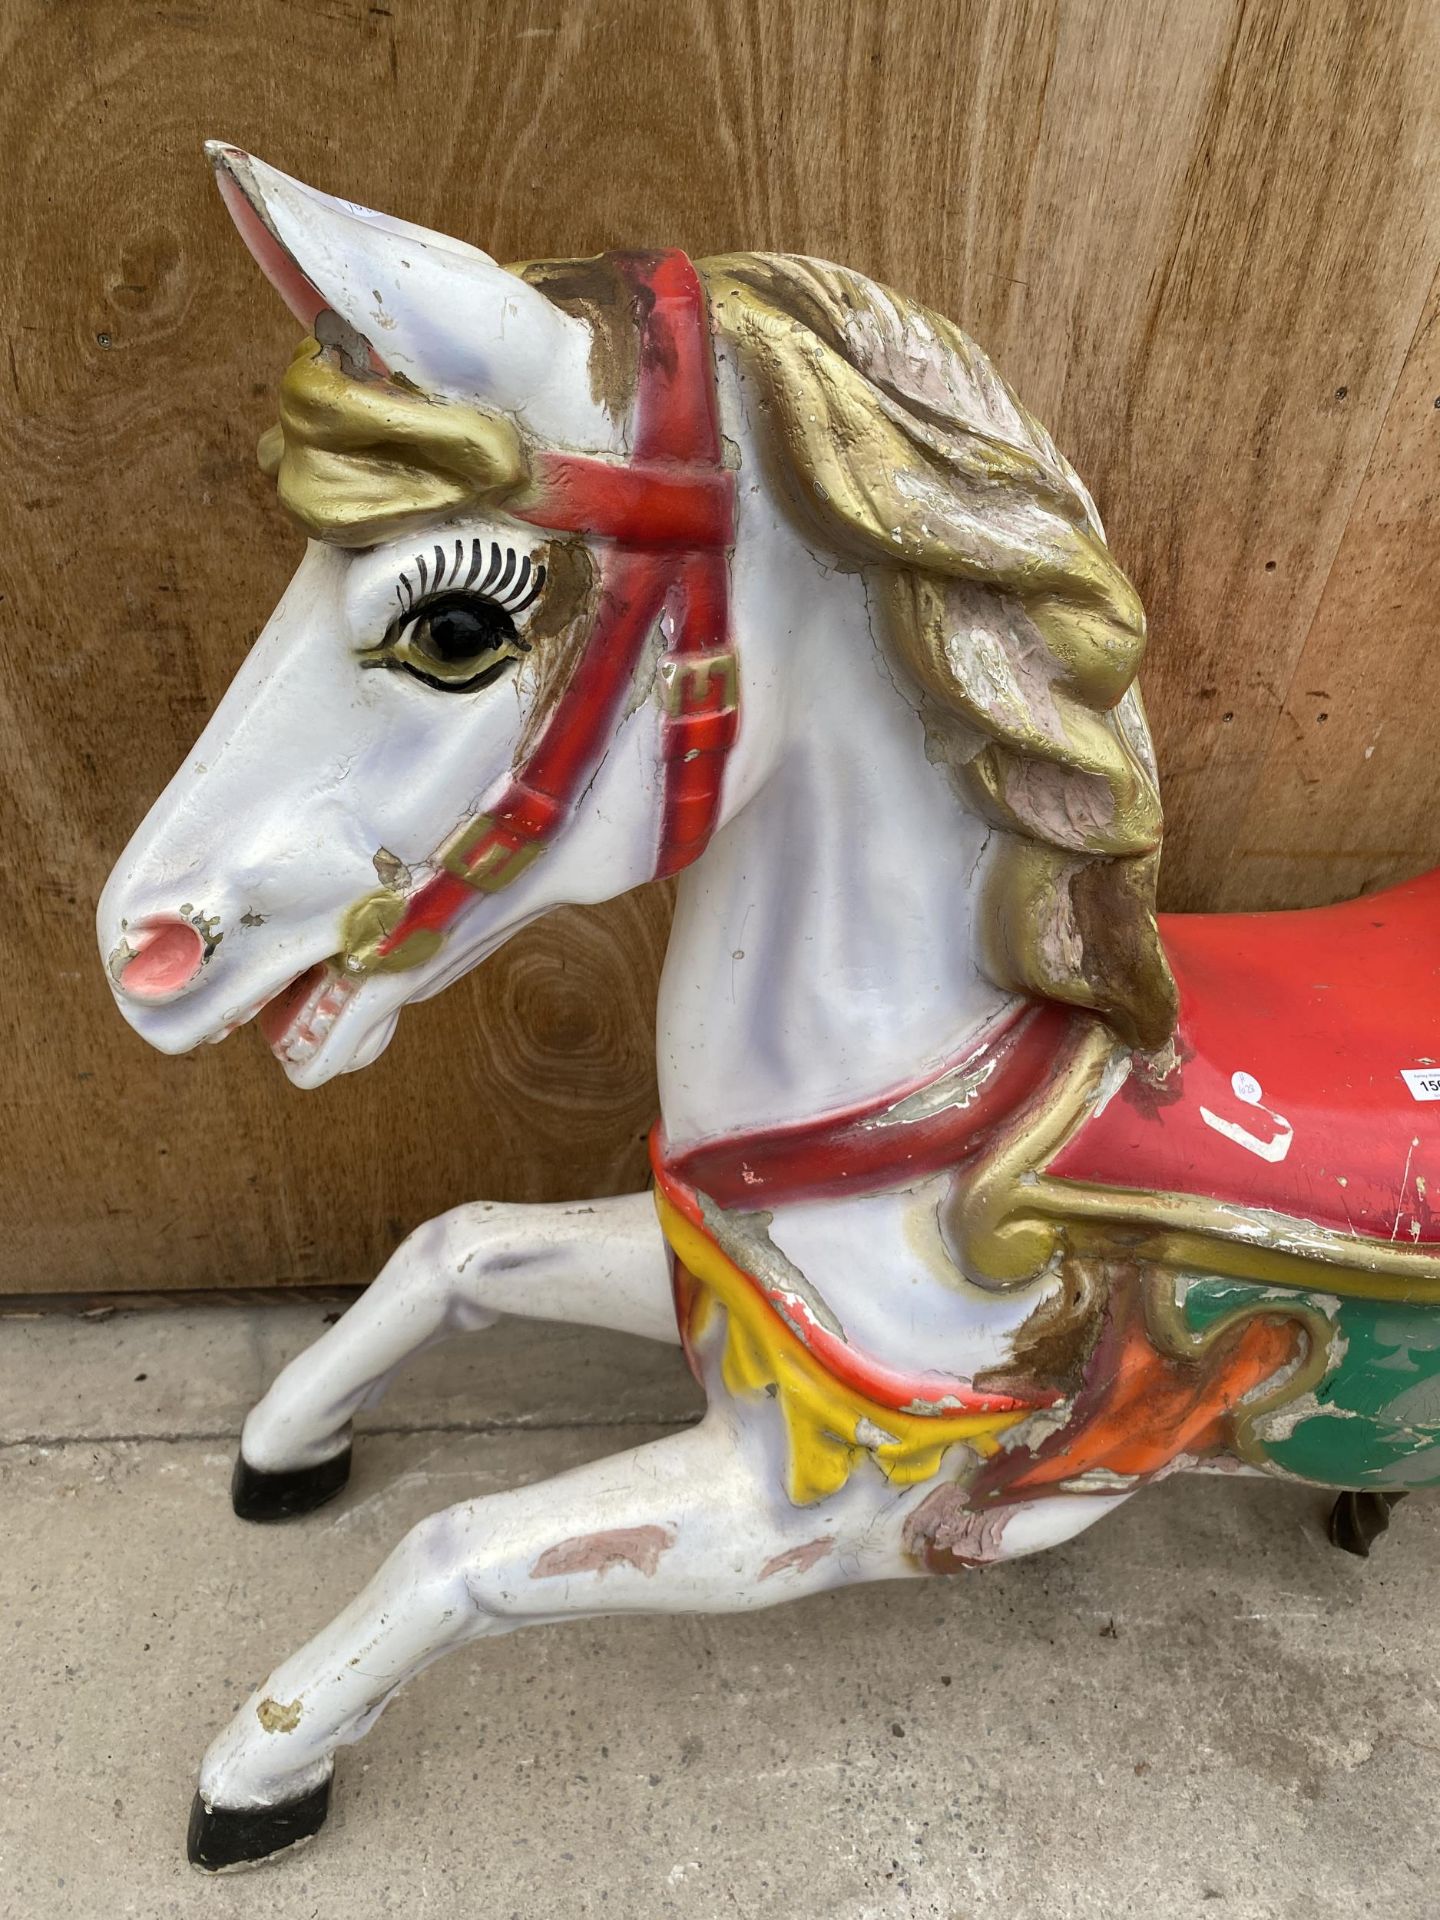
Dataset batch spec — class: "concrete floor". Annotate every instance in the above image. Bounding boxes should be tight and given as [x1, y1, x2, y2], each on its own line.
[1, 1304, 1436, 1920]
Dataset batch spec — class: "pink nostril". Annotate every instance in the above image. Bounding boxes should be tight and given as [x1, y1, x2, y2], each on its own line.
[117, 920, 208, 1000]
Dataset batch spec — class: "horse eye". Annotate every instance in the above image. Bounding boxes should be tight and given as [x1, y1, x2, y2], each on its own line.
[416, 596, 516, 663]
[387, 590, 530, 692]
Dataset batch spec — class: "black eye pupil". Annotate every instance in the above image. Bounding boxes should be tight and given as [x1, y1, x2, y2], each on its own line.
[427, 600, 514, 662]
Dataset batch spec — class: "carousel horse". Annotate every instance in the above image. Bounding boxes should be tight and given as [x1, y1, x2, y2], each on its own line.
[99, 148, 1439, 1871]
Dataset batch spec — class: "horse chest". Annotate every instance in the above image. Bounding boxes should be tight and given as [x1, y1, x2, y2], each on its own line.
[759, 1182, 1049, 1385]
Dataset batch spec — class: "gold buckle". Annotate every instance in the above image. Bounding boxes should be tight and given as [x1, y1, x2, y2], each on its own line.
[656, 649, 738, 715]
[440, 815, 546, 893]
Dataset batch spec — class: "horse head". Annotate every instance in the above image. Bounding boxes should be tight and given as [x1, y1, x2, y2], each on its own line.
[100, 148, 1174, 1104]
[99, 150, 747, 1086]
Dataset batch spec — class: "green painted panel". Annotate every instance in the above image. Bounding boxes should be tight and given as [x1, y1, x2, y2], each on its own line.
[1181, 1277, 1440, 1490]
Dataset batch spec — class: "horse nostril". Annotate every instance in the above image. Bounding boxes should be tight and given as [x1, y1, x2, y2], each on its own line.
[114, 920, 209, 1001]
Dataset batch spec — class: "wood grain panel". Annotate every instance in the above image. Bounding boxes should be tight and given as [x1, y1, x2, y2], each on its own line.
[2, 0, 1438, 1291]
[1109, 1, 1440, 908]
[1220, 265, 1440, 909]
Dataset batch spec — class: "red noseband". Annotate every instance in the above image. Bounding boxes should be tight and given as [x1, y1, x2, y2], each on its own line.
[370, 250, 736, 968]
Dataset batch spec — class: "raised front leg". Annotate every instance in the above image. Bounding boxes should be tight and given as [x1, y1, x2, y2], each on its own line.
[234, 1192, 676, 1521]
[190, 1409, 917, 1871]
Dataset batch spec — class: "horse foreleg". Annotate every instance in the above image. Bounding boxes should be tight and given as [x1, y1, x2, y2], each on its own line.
[234, 1191, 675, 1520]
[189, 1412, 909, 1871]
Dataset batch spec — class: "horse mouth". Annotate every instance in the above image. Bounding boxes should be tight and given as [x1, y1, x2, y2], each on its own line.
[256, 961, 359, 1067]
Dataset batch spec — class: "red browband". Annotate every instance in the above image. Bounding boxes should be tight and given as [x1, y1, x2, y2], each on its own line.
[375, 250, 736, 963]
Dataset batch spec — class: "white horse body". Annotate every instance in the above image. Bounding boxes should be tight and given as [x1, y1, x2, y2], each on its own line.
[97, 152, 1184, 1868]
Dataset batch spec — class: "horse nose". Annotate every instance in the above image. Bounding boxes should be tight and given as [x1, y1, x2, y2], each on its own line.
[111, 919, 209, 1002]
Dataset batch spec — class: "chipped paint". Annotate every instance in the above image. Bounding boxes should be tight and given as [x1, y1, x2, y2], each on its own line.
[1089, 1047, 1134, 1120]
[1058, 1467, 1136, 1493]
[1002, 757, 1117, 851]
[530, 1525, 675, 1582]
[371, 846, 411, 890]
[901, 1482, 1008, 1572]
[871, 1053, 998, 1127]
[106, 937, 138, 986]
[758, 1537, 835, 1581]
[696, 1192, 845, 1339]
[995, 1400, 1074, 1453]
[853, 1416, 899, 1448]
[256, 1696, 303, 1734]
[1252, 1389, 1357, 1444]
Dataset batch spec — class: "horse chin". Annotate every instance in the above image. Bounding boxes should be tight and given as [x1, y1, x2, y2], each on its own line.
[256, 962, 399, 1088]
[249, 915, 521, 1088]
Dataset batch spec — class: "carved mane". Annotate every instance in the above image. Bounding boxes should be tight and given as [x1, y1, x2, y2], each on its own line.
[701, 253, 1176, 1053]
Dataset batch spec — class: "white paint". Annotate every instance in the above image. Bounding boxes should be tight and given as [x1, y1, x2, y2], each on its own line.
[1199, 1070, 1294, 1163]
[761, 1177, 1056, 1380]
[208, 147, 620, 450]
[95, 153, 1153, 1841]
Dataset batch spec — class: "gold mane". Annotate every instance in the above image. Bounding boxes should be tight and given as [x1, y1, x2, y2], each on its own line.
[701, 254, 1176, 1052]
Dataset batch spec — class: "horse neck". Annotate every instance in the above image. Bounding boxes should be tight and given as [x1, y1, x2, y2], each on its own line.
[655, 538, 1018, 1149]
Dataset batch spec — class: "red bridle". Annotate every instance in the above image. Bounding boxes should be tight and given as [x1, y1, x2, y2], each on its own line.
[370, 250, 737, 968]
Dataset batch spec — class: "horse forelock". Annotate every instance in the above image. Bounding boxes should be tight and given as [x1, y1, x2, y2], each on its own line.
[257, 337, 531, 548]
[699, 251, 1176, 1052]
[253, 254, 655, 548]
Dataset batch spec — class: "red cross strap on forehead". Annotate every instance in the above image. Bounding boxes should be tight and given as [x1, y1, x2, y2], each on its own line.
[368, 250, 738, 970]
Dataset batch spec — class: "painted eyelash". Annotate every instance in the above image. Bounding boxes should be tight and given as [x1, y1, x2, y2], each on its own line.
[395, 539, 546, 618]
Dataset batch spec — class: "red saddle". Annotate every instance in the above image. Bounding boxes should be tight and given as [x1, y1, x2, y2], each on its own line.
[1049, 868, 1440, 1247]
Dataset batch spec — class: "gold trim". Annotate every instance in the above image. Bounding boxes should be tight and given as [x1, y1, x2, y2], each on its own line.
[438, 816, 546, 893]
[656, 650, 738, 715]
[259, 338, 528, 548]
[339, 888, 443, 975]
[950, 1014, 1440, 1303]
[1141, 1278, 1337, 1468]
[951, 1017, 1114, 1284]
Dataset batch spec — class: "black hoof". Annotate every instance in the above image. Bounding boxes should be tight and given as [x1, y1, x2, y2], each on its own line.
[231, 1445, 352, 1523]
[1328, 1489, 1408, 1557]
[187, 1775, 331, 1871]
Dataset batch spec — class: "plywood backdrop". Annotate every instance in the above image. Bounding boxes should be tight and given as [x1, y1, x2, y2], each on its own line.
[3, 0, 1438, 1294]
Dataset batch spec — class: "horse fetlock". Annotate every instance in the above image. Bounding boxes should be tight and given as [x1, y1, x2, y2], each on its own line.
[198, 1694, 334, 1816]
[239, 1386, 353, 1476]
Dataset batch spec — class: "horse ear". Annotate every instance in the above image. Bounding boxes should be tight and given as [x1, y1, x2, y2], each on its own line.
[205, 144, 613, 446]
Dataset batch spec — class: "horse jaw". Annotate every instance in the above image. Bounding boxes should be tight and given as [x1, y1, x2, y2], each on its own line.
[206, 143, 619, 449]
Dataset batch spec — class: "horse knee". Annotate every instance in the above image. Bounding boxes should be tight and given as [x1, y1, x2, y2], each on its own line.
[431, 1202, 567, 1323]
[388, 1506, 482, 1618]
[382, 1203, 530, 1328]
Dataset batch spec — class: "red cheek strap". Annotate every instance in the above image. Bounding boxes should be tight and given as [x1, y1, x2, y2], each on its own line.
[364, 249, 737, 971]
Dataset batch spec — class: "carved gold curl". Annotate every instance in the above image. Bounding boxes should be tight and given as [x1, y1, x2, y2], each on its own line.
[702, 254, 1175, 1052]
[949, 1012, 1440, 1304]
[1140, 1279, 1336, 1470]
[258, 338, 528, 547]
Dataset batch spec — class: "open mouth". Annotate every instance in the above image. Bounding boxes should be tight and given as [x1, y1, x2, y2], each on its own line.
[256, 961, 360, 1068]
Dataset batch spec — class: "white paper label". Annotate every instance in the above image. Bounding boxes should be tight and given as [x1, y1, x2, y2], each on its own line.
[1401, 1067, 1440, 1101]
